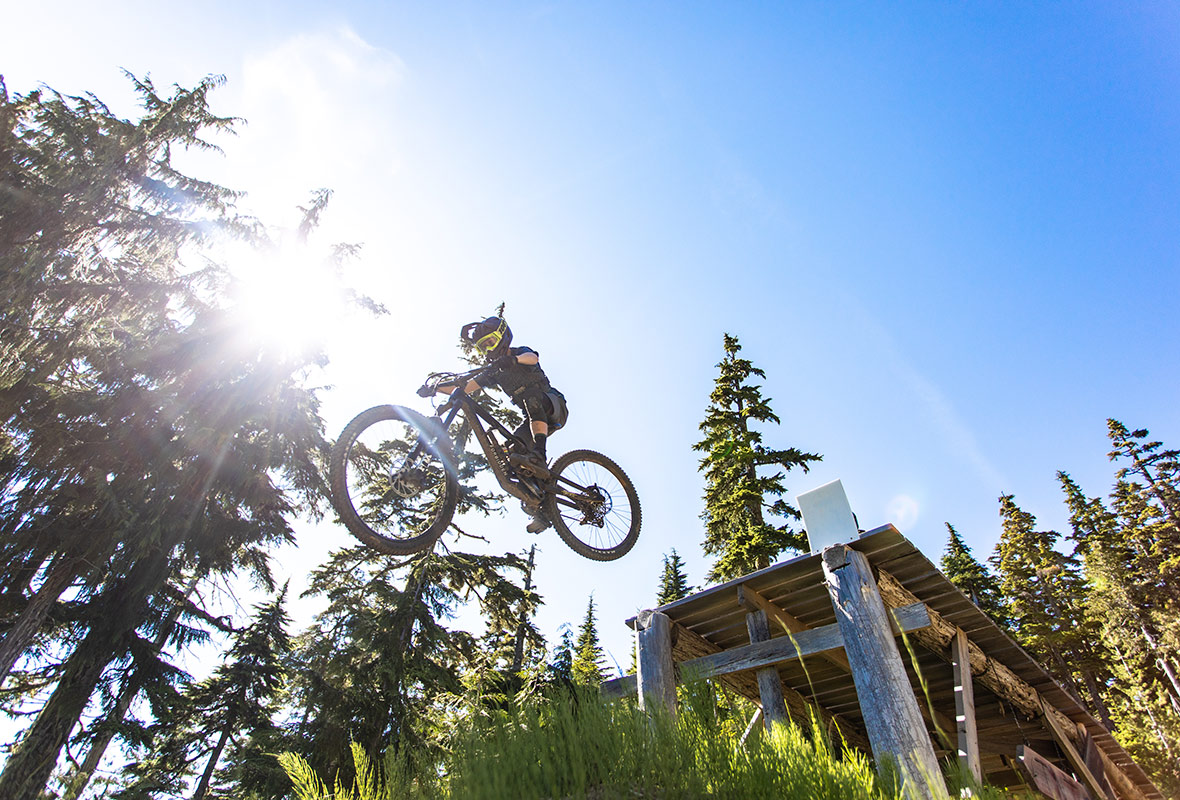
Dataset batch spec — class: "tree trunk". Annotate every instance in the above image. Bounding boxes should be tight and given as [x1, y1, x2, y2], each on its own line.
[191, 720, 233, 800]
[0, 555, 81, 687]
[0, 550, 168, 800]
[64, 573, 200, 800]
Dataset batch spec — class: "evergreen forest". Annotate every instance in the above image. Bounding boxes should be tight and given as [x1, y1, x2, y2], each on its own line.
[2, 74, 1178, 800]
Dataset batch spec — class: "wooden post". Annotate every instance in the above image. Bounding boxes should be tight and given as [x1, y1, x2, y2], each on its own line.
[822, 545, 946, 799]
[635, 609, 676, 719]
[1076, 722, 1113, 800]
[951, 627, 982, 786]
[1040, 697, 1114, 800]
[746, 609, 790, 732]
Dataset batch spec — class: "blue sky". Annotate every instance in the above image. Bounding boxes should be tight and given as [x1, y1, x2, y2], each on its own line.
[5, 2, 1180, 681]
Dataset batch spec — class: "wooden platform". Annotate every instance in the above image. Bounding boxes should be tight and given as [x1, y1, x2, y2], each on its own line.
[610, 525, 1164, 800]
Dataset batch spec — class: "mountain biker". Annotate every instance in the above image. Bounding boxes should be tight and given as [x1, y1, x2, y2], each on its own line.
[435, 317, 568, 533]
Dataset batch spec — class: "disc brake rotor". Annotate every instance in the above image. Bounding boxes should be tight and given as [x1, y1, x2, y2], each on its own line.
[581, 486, 612, 527]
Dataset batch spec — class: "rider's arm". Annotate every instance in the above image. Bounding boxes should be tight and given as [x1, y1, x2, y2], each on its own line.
[436, 378, 482, 395]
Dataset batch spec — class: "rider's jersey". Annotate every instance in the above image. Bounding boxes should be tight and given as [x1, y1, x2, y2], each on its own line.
[481, 346, 551, 401]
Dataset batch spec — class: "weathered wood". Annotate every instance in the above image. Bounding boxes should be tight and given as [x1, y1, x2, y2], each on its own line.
[875, 569, 1042, 717]
[746, 609, 790, 732]
[1014, 745, 1091, 800]
[951, 627, 982, 785]
[876, 568, 1156, 800]
[1077, 722, 1113, 800]
[635, 610, 676, 718]
[740, 708, 763, 746]
[822, 545, 947, 799]
[738, 583, 853, 671]
[1040, 697, 1114, 800]
[738, 584, 958, 741]
[669, 620, 873, 754]
[599, 673, 636, 701]
[675, 603, 932, 683]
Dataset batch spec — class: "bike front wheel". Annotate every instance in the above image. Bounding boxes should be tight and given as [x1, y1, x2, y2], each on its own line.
[543, 450, 641, 561]
[329, 405, 459, 555]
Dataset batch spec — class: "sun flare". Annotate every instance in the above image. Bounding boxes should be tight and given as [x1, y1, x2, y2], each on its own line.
[226, 238, 346, 358]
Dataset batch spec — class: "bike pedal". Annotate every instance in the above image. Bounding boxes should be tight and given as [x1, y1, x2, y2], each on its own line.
[508, 453, 551, 478]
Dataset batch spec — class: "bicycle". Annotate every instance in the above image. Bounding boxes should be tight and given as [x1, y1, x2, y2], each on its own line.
[328, 365, 641, 561]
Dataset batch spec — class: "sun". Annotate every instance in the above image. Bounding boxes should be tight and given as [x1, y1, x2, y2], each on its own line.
[225, 237, 347, 359]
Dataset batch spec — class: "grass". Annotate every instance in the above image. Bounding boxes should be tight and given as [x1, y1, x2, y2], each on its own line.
[279, 682, 1023, 800]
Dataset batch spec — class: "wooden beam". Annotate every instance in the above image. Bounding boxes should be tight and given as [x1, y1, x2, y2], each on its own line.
[669, 620, 873, 754]
[746, 609, 790, 732]
[874, 569, 1155, 800]
[738, 584, 852, 671]
[1013, 745, 1091, 800]
[738, 583, 959, 742]
[674, 603, 932, 683]
[1040, 696, 1115, 800]
[1077, 722, 1113, 800]
[635, 610, 676, 719]
[599, 672, 636, 701]
[822, 545, 947, 799]
[951, 627, 982, 786]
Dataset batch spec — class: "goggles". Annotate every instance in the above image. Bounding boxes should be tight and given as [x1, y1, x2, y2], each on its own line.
[475, 319, 507, 353]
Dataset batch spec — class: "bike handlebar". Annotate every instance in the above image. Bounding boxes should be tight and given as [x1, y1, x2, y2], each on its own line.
[415, 365, 496, 400]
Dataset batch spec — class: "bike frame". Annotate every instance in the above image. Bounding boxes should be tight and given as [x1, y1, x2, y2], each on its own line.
[423, 369, 596, 517]
[431, 377, 543, 506]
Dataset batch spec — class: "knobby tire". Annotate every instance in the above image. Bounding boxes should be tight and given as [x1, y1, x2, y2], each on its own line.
[543, 449, 641, 561]
[329, 405, 459, 555]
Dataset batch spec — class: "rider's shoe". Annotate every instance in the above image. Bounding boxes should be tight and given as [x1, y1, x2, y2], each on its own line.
[508, 451, 550, 478]
[526, 513, 552, 534]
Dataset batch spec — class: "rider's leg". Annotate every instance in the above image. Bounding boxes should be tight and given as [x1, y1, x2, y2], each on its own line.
[530, 420, 549, 461]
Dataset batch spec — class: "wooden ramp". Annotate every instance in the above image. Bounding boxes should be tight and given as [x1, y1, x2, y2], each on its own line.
[604, 524, 1164, 800]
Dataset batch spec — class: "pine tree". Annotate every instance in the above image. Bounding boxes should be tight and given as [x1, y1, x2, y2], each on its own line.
[571, 596, 606, 686]
[693, 334, 821, 582]
[118, 587, 294, 800]
[991, 494, 1110, 720]
[548, 625, 575, 685]
[0, 76, 349, 800]
[939, 524, 1005, 625]
[279, 544, 539, 788]
[656, 549, 693, 606]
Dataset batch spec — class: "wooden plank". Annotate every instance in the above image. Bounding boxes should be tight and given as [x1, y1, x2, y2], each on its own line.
[739, 584, 959, 741]
[599, 673, 636, 701]
[1077, 723, 1112, 800]
[877, 569, 1159, 800]
[738, 584, 853, 670]
[1040, 697, 1114, 800]
[746, 609, 790, 732]
[1014, 745, 1090, 800]
[635, 610, 676, 718]
[951, 627, 982, 785]
[822, 545, 947, 799]
[675, 602, 932, 682]
[669, 621, 874, 754]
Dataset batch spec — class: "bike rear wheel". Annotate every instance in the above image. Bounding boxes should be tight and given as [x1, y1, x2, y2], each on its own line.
[543, 449, 641, 561]
[329, 405, 459, 555]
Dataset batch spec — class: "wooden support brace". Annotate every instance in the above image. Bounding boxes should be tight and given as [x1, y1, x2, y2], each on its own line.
[1014, 745, 1091, 800]
[746, 608, 790, 732]
[668, 619, 873, 754]
[951, 627, 982, 786]
[635, 609, 676, 719]
[822, 545, 947, 799]
[737, 583, 957, 740]
[1077, 722, 1113, 800]
[1040, 697, 1115, 800]
[875, 569, 1153, 800]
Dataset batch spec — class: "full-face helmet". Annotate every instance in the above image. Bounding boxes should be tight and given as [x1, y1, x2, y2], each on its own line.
[460, 317, 512, 360]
